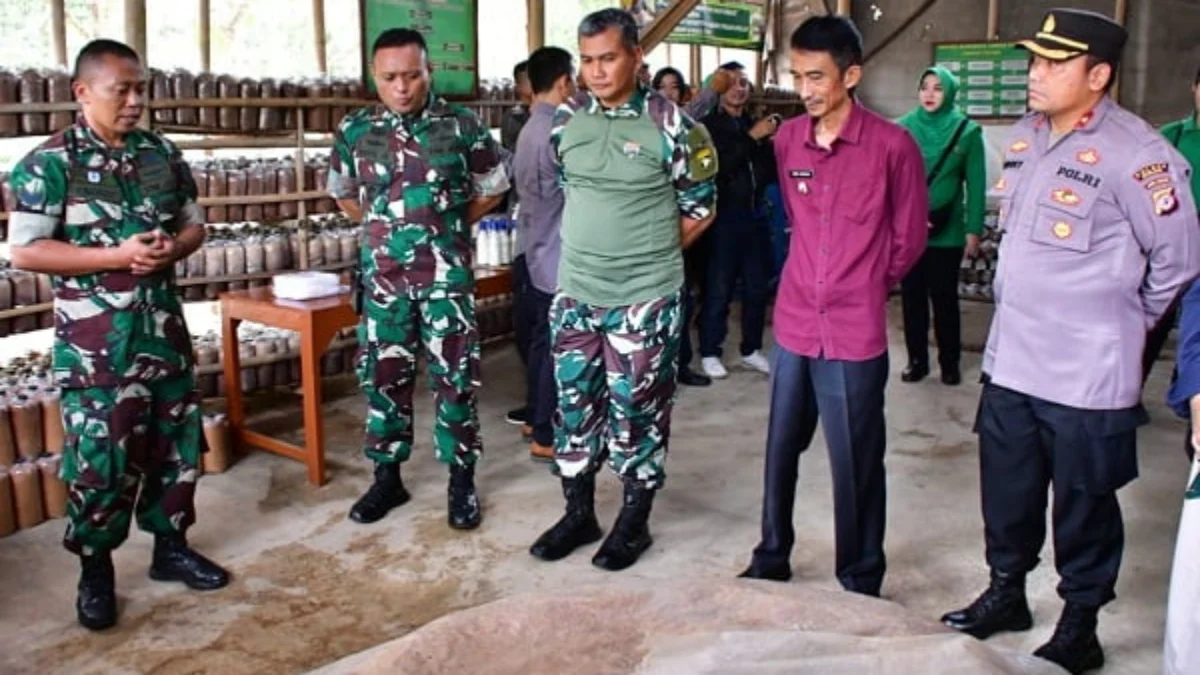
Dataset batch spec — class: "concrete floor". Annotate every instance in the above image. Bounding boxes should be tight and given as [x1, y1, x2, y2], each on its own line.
[0, 299, 1188, 674]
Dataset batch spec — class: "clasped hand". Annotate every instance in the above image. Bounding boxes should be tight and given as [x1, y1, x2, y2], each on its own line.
[120, 229, 178, 276]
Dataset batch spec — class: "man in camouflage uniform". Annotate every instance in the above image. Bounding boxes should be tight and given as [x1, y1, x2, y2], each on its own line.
[529, 9, 717, 572]
[329, 28, 509, 530]
[7, 40, 229, 631]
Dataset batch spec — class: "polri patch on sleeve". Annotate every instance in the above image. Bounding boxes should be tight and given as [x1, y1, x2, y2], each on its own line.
[788, 169, 814, 179]
[1153, 187, 1179, 216]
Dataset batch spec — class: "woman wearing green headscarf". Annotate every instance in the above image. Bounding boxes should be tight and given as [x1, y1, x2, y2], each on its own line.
[896, 66, 986, 386]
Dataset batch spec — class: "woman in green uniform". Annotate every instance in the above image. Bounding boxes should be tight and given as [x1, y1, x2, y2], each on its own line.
[897, 66, 986, 386]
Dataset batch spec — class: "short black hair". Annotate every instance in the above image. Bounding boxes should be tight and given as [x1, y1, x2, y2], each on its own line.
[720, 61, 746, 71]
[790, 15, 863, 74]
[579, 8, 640, 53]
[372, 28, 427, 57]
[652, 66, 688, 93]
[73, 39, 140, 81]
[527, 47, 572, 95]
[1084, 54, 1120, 93]
[513, 61, 529, 82]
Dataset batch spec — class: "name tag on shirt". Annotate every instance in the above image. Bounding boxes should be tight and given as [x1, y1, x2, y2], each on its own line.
[789, 169, 814, 195]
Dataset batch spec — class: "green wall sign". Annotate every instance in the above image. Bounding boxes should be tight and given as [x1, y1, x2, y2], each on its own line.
[360, 0, 478, 99]
[933, 42, 1029, 119]
[639, 1, 766, 50]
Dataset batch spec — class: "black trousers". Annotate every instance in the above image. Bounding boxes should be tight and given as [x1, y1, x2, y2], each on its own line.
[977, 382, 1143, 608]
[699, 216, 771, 359]
[524, 284, 556, 447]
[512, 254, 533, 368]
[900, 247, 963, 371]
[750, 345, 890, 596]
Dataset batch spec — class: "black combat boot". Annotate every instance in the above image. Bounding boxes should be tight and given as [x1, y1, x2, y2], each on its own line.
[77, 551, 117, 631]
[349, 462, 410, 524]
[530, 474, 603, 561]
[592, 483, 656, 572]
[149, 533, 230, 590]
[448, 463, 482, 530]
[1033, 603, 1105, 674]
[940, 569, 1033, 639]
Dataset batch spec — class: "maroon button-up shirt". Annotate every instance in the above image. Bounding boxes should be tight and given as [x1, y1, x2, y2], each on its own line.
[772, 104, 929, 361]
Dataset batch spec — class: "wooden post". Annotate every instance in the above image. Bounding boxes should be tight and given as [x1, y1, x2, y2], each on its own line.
[1112, 0, 1128, 101]
[313, 0, 328, 75]
[690, 45, 702, 88]
[987, 0, 1000, 40]
[51, 0, 67, 67]
[527, 0, 545, 52]
[837, 0, 851, 16]
[124, 0, 147, 60]
[199, 0, 211, 71]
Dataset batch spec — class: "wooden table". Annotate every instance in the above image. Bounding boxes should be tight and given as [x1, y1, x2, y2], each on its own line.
[219, 267, 512, 486]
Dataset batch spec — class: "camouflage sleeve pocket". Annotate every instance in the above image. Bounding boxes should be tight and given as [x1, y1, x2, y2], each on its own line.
[60, 391, 121, 491]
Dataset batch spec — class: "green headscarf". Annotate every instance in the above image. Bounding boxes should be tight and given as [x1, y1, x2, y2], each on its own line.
[898, 66, 968, 169]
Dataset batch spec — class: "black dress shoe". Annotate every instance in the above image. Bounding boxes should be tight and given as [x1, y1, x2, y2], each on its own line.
[738, 560, 792, 582]
[1033, 603, 1105, 674]
[530, 474, 603, 561]
[77, 552, 117, 631]
[941, 570, 1033, 639]
[505, 407, 528, 425]
[149, 534, 231, 591]
[349, 462, 410, 524]
[901, 363, 930, 383]
[448, 464, 482, 530]
[941, 368, 962, 386]
[678, 367, 712, 387]
[592, 484, 655, 571]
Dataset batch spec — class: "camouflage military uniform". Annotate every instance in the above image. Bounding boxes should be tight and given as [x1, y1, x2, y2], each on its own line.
[6, 122, 205, 556]
[550, 85, 717, 490]
[329, 94, 508, 467]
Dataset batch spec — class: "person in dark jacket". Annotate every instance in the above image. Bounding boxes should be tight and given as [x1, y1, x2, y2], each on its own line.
[697, 61, 779, 380]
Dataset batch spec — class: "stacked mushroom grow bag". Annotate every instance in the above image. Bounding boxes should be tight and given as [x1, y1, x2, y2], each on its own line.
[0, 353, 67, 538]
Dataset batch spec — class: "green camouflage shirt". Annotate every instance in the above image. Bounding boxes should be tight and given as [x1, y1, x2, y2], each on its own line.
[328, 94, 509, 299]
[7, 122, 202, 388]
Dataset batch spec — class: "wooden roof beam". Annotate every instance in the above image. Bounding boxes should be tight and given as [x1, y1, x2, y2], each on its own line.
[638, 0, 702, 54]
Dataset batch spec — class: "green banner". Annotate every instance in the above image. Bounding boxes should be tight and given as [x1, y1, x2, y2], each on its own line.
[933, 42, 1029, 119]
[651, 1, 767, 50]
[360, 0, 478, 98]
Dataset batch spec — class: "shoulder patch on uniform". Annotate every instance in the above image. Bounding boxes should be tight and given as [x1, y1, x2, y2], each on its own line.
[1134, 162, 1169, 182]
[687, 126, 717, 181]
[1152, 187, 1179, 216]
[1144, 177, 1172, 191]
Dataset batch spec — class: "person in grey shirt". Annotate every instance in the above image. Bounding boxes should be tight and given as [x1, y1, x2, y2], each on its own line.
[513, 46, 577, 460]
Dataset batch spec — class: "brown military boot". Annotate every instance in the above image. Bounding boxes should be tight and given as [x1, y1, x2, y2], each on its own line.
[530, 441, 554, 462]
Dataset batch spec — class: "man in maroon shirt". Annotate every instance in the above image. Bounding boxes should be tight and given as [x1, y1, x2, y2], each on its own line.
[738, 15, 928, 597]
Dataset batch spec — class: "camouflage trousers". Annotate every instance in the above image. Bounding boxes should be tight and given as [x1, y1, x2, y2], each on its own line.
[551, 291, 682, 489]
[357, 292, 481, 467]
[60, 375, 203, 556]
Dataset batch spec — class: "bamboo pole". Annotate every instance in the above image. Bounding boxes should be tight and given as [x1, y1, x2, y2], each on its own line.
[51, 0, 67, 67]
[986, 0, 1000, 40]
[199, 0, 211, 71]
[312, 0, 328, 75]
[526, 0, 545, 52]
[837, 0, 851, 16]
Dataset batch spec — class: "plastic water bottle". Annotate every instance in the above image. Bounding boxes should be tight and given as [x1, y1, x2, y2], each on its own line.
[475, 218, 491, 267]
[489, 217, 503, 267]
